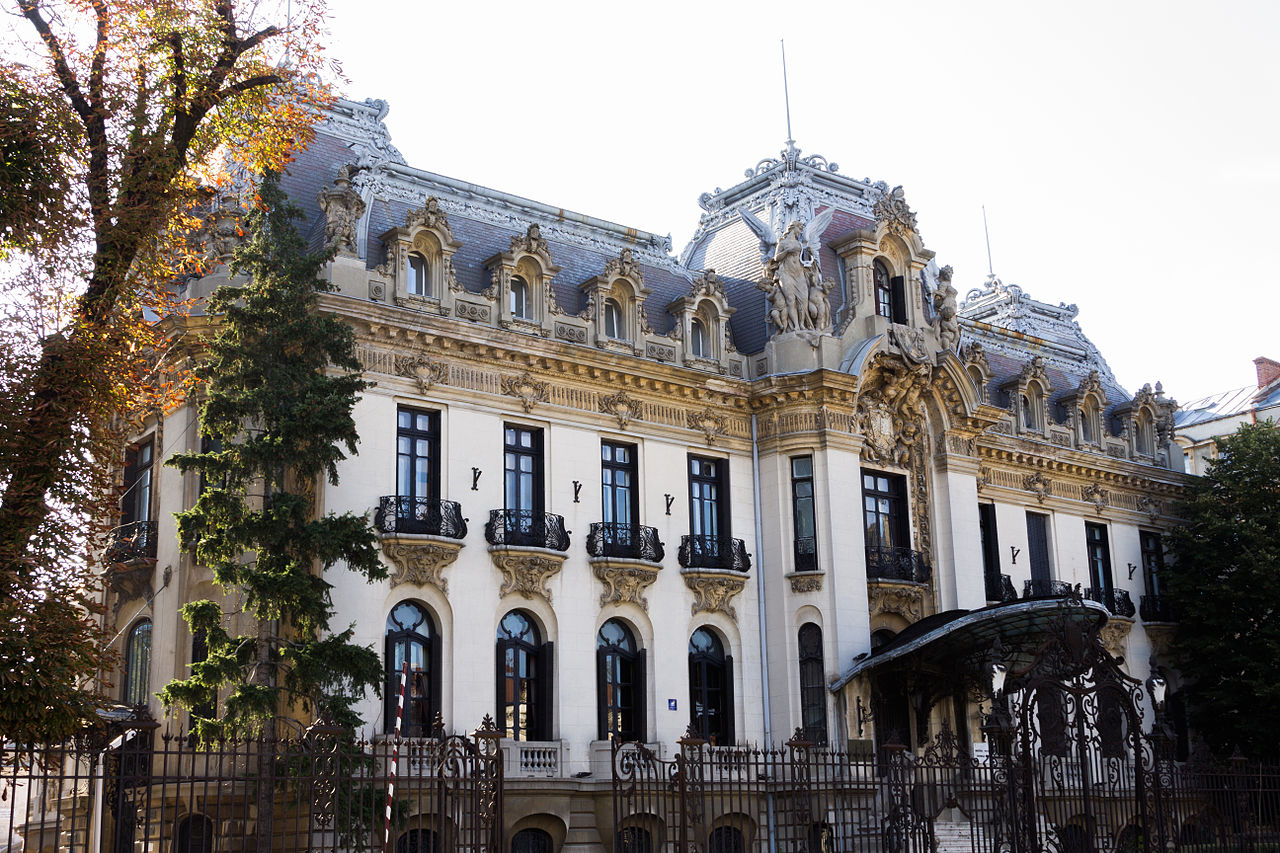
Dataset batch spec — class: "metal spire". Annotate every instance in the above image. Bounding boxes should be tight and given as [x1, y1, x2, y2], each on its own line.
[781, 40, 794, 147]
[982, 204, 995, 276]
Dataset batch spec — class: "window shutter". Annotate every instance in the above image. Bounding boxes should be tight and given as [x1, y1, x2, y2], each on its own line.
[537, 640, 554, 741]
[635, 650, 648, 743]
[495, 641, 507, 737]
[1026, 513, 1051, 582]
[724, 654, 735, 745]
[890, 276, 907, 324]
[596, 646, 609, 741]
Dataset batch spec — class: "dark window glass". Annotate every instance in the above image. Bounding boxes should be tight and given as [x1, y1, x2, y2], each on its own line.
[689, 456, 727, 543]
[505, 425, 544, 537]
[791, 457, 817, 571]
[497, 610, 551, 740]
[617, 827, 652, 853]
[604, 299, 624, 339]
[690, 319, 709, 358]
[386, 601, 439, 737]
[1080, 407, 1096, 443]
[709, 826, 745, 853]
[689, 628, 732, 744]
[1140, 530, 1164, 597]
[598, 620, 645, 741]
[397, 828, 439, 853]
[175, 814, 215, 853]
[798, 623, 827, 745]
[511, 829, 553, 853]
[189, 628, 215, 725]
[602, 442, 637, 528]
[397, 408, 440, 504]
[121, 438, 154, 525]
[979, 503, 1001, 595]
[874, 261, 893, 320]
[1026, 512, 1052, 583]
[862, 471, 907, 549]
[1085, 522, 1113, 594]
[123, 619, 152, 705]
[510, 276, 531, 319]
[408, 252, 429, 296]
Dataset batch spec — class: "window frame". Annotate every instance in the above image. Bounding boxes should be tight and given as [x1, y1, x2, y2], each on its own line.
[791, 456, 818, 571]
[408, 251, 430, 297]
[1139, 530, 1164, 598]
[397, 407, 441, 505]
[688, 455, 729, 555]
[385, 600, 441, 738]
[604, 297, 625, 340]
[123, 618, 152, 706]
[1085, 521, 1114, 595]
[601, 441, 639, 529]
[597, 618, 646, 741]
[504, 423, 545, 519]
[510, 275, 532, 320]
[496, 610, 552, 741]
[797, 623, 828, 745]
[688, 627, 733, 744]
[689, 318, 710, 359]
[121, 437, 154, 525]
[861, 470, 908, 550]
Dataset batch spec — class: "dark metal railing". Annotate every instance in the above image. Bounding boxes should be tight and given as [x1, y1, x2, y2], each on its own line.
[865, 545, 931, 583]
[374, 496, 467, 539]
[1140, 593, 1176, 622]
[793, 536, 818, 572]
[1023, 578, 1076, 599]
[106, 520, 158, 562]
[678, 535, 751, 572]
[1085, 586, 1136, 617]
[586, 522, 664, 562]
[484, 509, 570, 551]
[985, 572, 1018, 603]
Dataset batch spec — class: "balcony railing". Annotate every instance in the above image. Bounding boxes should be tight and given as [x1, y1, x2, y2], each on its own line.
[105, 521, 158, 563]
[586, 522, 664, 562]
[374, 496, 467, 539]
[794, 536, 818, 572]
[1084, 587, 1136, 618]
[985, 573, 1018, 603]
[1140, 594, 1176, 623]
[1023, 578, 1076, 599]
[864, 545, 931, 584]
[678, 535, 751, 572]
[484, 509, 570, 552]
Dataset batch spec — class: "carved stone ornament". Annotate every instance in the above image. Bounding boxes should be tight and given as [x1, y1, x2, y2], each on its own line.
[395, 353, 448, 393]
[751, 213, 836, 335]
[1137, 495, 1162, 523]
[108, 563, 154, 616]
[787, 571, 824, 594]
[604, 247, 643, 283]
[1016, 355, 1053, 392]
[317, 166, 366, 255]
[888, 324, 932, 365]
[502, 372, 550, 413]
[961, 341, 992, 377]
[1081, 482, 1109, 515]
[600, 390, 642, 430]
[976, 468, 991, 492]
[382, 539, 464, 594]
[859, 399, 898, 464]
[681, 569, 747, 620]
[687, 407, 727, 444]
[868, 581, 926, 625]
[1098, 618, 1133, 657]
[592, 560, 661, 611]
[690, 268, 727, 301]
[872, 185, 918, 236]
[1024, 470, 1053, 503]
[931, 266, 960, 352]
[490, 549, 566, 602]
[510, 223, 553, 266]
[405, 196, 455, 245]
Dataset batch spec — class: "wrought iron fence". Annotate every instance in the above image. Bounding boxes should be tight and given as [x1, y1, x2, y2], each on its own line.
[1023, 578, 1077, 599]
[586, 522, 665, 562]
[104, 521, 158, 562]
[1141, 593, 1176, 622]
[375, 496, 468, 539]
[1084, 586, 1137, 617]
[865, 545, 931, 583]
[483, 509, 570, 551]
[677, 534, 751, 572]
[985, 572, 1018, 603]
[2, 717, 503, 853]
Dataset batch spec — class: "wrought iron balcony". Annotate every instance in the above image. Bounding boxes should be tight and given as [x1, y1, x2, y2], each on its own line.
[586, 522, 664, 563]
[1084, 587, 1136, 618]
[1139, 594, 1176, 623]
[985, 573, 1018, 603]
[484, 509, 570, 552]
[864, 546, 931, 584]
[1023, 579, 1076, 600]
[374, 496, 467, 539]
[793, 536, 818, 572]
[105, 521, 158, 563]
[678, 535, 751, 572]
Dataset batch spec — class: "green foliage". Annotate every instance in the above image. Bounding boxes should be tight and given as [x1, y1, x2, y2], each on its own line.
[159, 172, 386, 740]
[1166, 420, 1280, 760]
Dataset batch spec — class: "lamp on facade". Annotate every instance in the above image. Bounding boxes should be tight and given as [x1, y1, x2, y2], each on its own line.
[1147, 657, 1168, 709]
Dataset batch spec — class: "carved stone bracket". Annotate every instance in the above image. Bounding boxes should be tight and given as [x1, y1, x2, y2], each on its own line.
[502, 372, 550, 413]
[1137, 495, 1162, 523]
[1081, 482, 1109, 515]
[1145, 623, 1175, 659]
[687, 407, 726, 444]
[381, 536, 465, 594]
[1098, 617, 1134, 657]
[108, 561, 155, 616]
[489, 547, 567, 602]
[591, 558, 661, 611]
[681, 568, 747, 620]
[786, 571, 824, 594]
[869, 580, 928, 625]
[395, 353, 449, 394]
[1024, 471, 1053, 503]
[600, 391, 642, 430]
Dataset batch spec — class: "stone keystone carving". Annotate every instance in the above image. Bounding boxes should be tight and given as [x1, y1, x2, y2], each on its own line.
[382, 540, 464, 594]
[600, 390, 642, 430]
[869, 582, 926, 625]
[318, 166, 366, 255]
[395, 353, 448, 393]
[1024, 471, 1053, 504]
[682, 569, 747, 620]
[502, 372, 550, 412]
[405, 196, 456, 244]
[872, 185, 918, 236]
[1081, 482, 1109, 515]
[592, 562, 661, 611]
[510, 223, 553, 265]
[491, 551, 565, 602]
[604, 247, 643, 282]
[687, 407, 727, 444]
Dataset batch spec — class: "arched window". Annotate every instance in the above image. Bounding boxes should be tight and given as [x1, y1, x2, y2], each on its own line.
[497, 610, 552, 741]
[688, 628, 733, 744]
[174, 814, 215, 853]
[510, 275, 532, 320]
[123, 618, 152, 706]
[1136, 412, 1156, 456]
[874, 260, 893, 320]
[1079, 407, 1095, 444]
[604, 298, 624, 340]
[597, 619, 645, 741]
[408, 252, 430, 296]
[511, 828, 553, 853]
[385, 601, 440, 737]
[689, 319, 710, 359]
[797, 623, 828, 745]
[708, 827, 745, 853]
[617, 827, 652, 853]
[397, 828, 439, 853]
[1022, 387, 1043, 431]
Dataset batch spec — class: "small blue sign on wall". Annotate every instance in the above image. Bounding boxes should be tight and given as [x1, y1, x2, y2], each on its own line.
[667, 699, 678, 711]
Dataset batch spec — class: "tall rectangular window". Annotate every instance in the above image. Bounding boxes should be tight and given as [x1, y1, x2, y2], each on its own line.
[1025, 512, 1052, 584]
[862, 471, 908, 550]
[601, 442, 637, 528]
[505, 424, 544, 528]
[397, 408, 440, 503]
[791, 457, 818, 571]
[688, 456, 727, 553]
[1085, 522, 1114, 594]
[1140, 530, 1164, 597]
[121, 438, 154, 525]
[979, 503, 1002, 599]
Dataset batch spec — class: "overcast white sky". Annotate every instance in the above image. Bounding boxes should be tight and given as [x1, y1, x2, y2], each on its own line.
[322, 0, 1279, 404]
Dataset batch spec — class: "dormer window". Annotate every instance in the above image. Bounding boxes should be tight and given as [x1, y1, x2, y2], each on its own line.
[1136, 413, 1155, 456]
[604, 298, 624, 340]
[1021, 395, 1036, 430]
[690, 319, 710, 359]
[873, 260, 905, 323]
[1080, 408, 1095, 444]
[408, 252, 429, 296]
[510, 276, 531, 320]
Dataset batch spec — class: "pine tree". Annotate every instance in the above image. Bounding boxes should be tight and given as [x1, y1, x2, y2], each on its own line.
[159, 172, 386, 741]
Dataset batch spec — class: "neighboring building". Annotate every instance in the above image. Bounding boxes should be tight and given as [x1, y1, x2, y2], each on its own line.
[1174, 356, 1280, 475]
[103, 98, 1191, 847]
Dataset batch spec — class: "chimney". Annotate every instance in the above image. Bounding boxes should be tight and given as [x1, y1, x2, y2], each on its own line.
[1255, 356, 1280, 389]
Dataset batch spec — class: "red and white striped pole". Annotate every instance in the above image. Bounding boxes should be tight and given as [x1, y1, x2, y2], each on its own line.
[385, 659, 409, 852]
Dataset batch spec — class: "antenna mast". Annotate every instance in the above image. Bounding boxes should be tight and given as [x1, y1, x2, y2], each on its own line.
[781, 40, 793, 146]
[982, 205, 994, 276]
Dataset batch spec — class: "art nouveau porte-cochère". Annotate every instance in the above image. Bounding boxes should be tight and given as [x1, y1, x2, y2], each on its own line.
[46, 95, 1278, 852]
